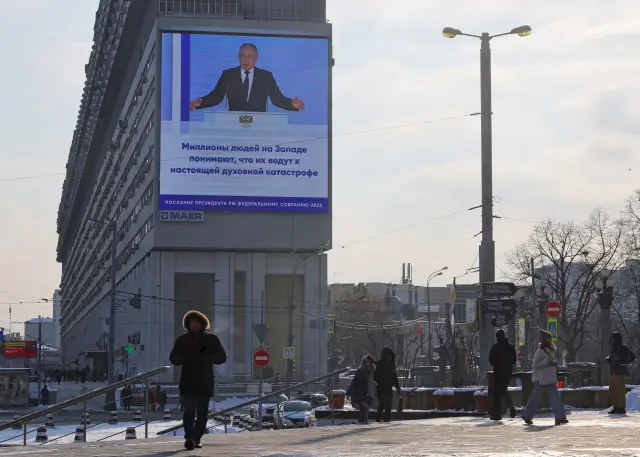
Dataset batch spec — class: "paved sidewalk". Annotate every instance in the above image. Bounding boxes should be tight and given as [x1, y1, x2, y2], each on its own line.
[0, 413, 639, 456]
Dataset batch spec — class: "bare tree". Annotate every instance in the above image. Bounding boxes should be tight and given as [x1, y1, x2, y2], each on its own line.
[505, 208, 624, 362]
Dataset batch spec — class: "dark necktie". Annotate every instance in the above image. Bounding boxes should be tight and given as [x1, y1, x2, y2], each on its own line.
[243, 70, 250, 101]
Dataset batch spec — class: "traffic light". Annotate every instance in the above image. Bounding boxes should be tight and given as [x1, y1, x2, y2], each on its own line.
[417, 327, 423, 334]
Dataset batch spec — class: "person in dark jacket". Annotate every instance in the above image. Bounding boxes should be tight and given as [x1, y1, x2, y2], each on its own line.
[346, 355, 376, 423]
[170, 310, 227, 451]
[606, 331, 635, 414]
[488, 329, 517, 420]
[374, 347, 401, 423]
[40, 385, 50, 406]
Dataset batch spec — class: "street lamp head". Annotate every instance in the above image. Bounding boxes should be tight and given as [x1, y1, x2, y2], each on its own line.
[442, 27, 462, 38]
[436, 272, 443, 277]
[510, 25, 532, 37]
[441, 266, 449, 271]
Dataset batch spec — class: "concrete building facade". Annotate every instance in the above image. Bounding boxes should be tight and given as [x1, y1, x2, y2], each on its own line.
[25, 317, 57, 350]
[56, 0, 331, 383]
[52, 289, 62, 350]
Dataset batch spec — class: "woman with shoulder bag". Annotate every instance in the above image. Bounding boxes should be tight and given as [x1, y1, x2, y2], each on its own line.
[346, 355, 376, 424]
[522, 329, 568, 426]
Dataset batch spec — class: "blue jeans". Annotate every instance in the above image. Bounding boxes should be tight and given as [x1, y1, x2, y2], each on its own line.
[524, 382, 566, 420]
[182, 395, 210, 442]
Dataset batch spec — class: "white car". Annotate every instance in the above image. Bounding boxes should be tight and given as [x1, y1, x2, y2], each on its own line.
[274, 400, 316, 429]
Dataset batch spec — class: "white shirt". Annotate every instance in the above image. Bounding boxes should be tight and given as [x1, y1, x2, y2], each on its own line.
[240, 67, 254, 101]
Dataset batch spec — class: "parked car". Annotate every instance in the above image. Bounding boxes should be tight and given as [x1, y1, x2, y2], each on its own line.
[274, 400, 316, 429]
[249, 393, 289, 422]
[293, 393, 328, 408]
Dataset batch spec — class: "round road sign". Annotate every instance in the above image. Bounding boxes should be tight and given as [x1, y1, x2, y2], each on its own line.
[253, 349, 270, 368]
[545, 301, 562, 318]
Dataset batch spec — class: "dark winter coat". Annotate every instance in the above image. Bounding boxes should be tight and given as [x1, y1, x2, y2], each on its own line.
[606, 342, 636, 376]
[374, 347, 401, 395]
[346, 360, 375, 406]
[489, 334, 517, 381]
[169, 310, 227, 397]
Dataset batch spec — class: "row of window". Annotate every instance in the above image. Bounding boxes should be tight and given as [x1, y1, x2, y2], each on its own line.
[59, 3, 131, 235]
[62, 149, 155, 306]
[61, 215, 154, 332]
[63, 109, 154, 287]
[62, 48, 155, 282]
[158, 0, 326, 22]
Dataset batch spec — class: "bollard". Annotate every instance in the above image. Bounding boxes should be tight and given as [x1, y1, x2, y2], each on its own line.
[35, 426, 48, 442]
[12, 415, 21, 430]
[45, 414, 55, 427]
[74, 427, 85, 442]
[81, 412, 91, 425]
[109, 411, 118, 425]
[125, 427, 137, 440]
[162, 410, 172, 421]
[133, 410, 142, 422]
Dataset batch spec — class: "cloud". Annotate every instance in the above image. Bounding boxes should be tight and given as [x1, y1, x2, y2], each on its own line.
[327, 0, 640, 285]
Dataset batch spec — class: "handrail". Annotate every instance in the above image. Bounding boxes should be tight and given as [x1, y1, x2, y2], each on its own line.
[157, 367, 350, 435]
[0, 366, 170, 432]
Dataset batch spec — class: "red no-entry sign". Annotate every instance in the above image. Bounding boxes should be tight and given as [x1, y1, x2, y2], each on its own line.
[545, 301, 562, 318]
[253, 349, 271, 368]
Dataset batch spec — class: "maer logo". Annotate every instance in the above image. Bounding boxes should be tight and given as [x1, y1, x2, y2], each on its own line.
[160, 211, 204, 222]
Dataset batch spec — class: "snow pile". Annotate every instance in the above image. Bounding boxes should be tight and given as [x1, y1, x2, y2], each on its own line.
[473, 390, 489, 397]
[626, 388, 640, 412]
[433, 389, 454, 396]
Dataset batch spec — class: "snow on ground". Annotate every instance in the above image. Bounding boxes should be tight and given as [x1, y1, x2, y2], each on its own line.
[0, 420, 240, 445]
[627, 388, 640, 412]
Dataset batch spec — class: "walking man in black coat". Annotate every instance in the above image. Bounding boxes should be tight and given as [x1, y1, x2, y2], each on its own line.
[488, 329, 517, 420]
[170, 310, 227, 451]
[374, 347, 401, 423]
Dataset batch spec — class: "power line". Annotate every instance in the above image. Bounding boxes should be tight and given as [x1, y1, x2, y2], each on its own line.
[337, 207, 475, 248]
[0, 113, 474, 183]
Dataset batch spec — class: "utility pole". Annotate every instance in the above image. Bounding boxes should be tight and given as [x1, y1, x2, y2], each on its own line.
[104, 220, 117, 411]
[477, 33, 497, 378]
[37, 320, 42, 406]
[441, 24, 532, 381]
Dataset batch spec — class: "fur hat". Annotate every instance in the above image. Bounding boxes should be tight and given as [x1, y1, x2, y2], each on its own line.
[182, 310, 211, 331]
[538, 328, 552, 340]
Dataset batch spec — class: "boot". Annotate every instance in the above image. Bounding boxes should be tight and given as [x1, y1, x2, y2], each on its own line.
[509, 408, 516, 419]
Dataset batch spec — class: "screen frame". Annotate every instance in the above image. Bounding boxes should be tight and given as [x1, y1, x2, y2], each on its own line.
[156, 26, 333, 215]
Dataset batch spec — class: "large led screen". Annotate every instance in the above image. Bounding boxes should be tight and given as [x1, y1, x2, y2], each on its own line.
[160, 32, 330, 213]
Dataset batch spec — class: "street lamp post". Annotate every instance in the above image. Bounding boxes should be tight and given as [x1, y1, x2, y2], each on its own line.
[596, 269, 616, 386]
[536, 279, 549, 335]
[287, 241, 330, 385]
[442, 24, 532, 379]
[426, 267, 448, 364]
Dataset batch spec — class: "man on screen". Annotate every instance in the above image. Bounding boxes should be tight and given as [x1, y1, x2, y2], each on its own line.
[189, 43, 305, 113]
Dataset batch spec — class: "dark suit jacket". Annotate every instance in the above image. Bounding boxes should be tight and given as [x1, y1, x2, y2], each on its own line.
[197, 66, 298, 113]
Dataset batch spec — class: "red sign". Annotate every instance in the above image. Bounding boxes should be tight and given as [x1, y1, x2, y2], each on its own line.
[3, 341, 37, 359]
[253, 349, 270, 368]
[545, 301, 562, 318]
[557, 381, 565, 388]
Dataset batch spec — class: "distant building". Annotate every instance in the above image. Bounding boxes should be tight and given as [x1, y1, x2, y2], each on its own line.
[52, 290, 62, 350]
[24, 317, 56, 349]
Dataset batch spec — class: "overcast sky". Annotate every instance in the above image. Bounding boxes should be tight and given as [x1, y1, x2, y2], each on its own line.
[0, 1, 638, 327]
